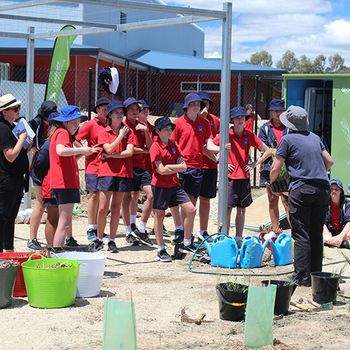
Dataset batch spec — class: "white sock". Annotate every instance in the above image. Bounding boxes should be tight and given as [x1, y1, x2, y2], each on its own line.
[125, 225, 131, 235]
[184, 238, 192, 246]
[138, 221, 147, 233]
[199, 230, 206, 235]
[88, 224, 97, 230]
[130, 215, 136, 224]
[175, 225, 184, 231]
[109, 238, 115, 243]
[158, 245, 165, 252]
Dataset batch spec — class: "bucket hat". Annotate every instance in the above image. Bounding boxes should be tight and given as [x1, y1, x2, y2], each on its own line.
[269, 99, 285, 111]
[93, 97, 110, 113]
[154, 116, 175, 132]
[107, 100, 124, 115]
[48, 111, 60, 126]
[38, 101, 57, 120]
[123, 97, 142, 113]
[330, 179, 344, 192]
[52, 105, 88, 123]
[183, 93, 205, 111]
[280, 105, 309, 131]
[0, 94, 21, 112]
[197, 91, 213, 105]
[230, 106, 249, 122]
[138, 99, 149, 109]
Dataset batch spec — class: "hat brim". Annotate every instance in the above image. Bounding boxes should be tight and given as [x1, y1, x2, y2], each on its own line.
[93, 103, 109, 113]
[183, 100, 206, 111]
[153, 123, 176, 135]
[0, 100, 21, 112]
[280, 111, 298, 131]
[230, 114, 250, 122]
[269, 106, 286, 111]
[123, 103, 142, 114]
[53, 114, 86, 123]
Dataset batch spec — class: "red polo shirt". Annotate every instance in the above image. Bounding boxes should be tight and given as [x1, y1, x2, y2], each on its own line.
[270, 120, 285, 145]
[330, 202, 342, 230]
[203, 113, 220, 169]
[49, 128, 79, 189]
[145, 121, 155, 175]
[171, 114, 211, 168]
[125, 118, 147, 169]
[150, 139, 183, 188]
[75, 117, 106, 175]
[244, 114, 255, 133]
[97, 126, 134, 178]
[214, 128, 263, 180]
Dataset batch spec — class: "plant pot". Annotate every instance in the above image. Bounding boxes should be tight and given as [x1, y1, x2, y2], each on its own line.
[0, 260, 18, 308]
[311, 272, 340, 304]
[261, 280, 297, 315]
[216, 283, 248, 321]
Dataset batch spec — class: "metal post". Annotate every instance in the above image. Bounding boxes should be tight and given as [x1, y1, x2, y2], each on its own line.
[253, 75, 259, 187]
[217, 2, 232, 234]
[237, 72, 241, 105]
[94, 54, 99, 102]
[24, 26, 35, 209]
[156, 72, 160, 115]
[88, 67, 92, 119]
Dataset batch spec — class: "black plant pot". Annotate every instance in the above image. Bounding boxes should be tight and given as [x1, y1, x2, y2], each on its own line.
[0, 260, 18, 308]
[311, 272, 339, 304]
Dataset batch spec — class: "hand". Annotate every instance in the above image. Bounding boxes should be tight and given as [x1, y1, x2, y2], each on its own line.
[245, 161, 256, 172]
[328, 235, 343, 248]
[228, 164, 235, 173]
[201, 107, 208, 118]
[119, 126, 130, 138]
[91, 144, 102, 153]
[100, 153, 110, 161]
[224, 143, 231, 150]
[18, 131, 27, 142]
[135, 123, 147, 131]
[84, 146, 99, 156]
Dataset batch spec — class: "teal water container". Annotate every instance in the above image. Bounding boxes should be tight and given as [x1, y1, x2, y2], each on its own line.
[239, 236, 268, 269]
[269, 233, 293, 266]
[210, 234, 238, 269]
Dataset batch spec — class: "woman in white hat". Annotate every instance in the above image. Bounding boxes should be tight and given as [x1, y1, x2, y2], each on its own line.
[0, 94, 30, 252]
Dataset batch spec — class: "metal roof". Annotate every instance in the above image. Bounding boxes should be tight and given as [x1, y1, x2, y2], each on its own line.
[129, 50, 286, 75]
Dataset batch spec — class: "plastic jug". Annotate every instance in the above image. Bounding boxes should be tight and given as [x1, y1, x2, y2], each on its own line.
[269, 233, 293, 266]
[239, 236, 268, 269]
[210, 234, 238, 269]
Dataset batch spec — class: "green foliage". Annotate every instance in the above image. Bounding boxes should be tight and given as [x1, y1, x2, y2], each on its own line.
[244, 50, 273, 67]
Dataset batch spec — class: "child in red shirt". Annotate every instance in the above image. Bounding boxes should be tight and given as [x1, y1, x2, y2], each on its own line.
[49, 106, 99, 248]
[92, 101, 134, 253]
[214, 106, 271, 242]
[150, 117, 195, 261]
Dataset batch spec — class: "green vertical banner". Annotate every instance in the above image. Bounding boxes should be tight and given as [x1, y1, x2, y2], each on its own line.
[45, 25, 77, 103]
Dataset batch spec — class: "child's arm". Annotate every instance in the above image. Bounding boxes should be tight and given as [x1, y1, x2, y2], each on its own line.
[103, 126, 129, 154]
[155, 157, 187, 175]
[135, 123, 152, 150]
[244, 143, 272, 171]
[101, 144, 134, 159]
[56, 144, 99, 157]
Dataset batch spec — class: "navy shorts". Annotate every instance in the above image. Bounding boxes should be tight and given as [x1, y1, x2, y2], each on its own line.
[152, 185, 190, 210]
[85, 174, 99, 193]
[52, 189, 80, 205]
[260, 170, 270, 187]
[200, 168, 218, 199]
[179, 167, 203, 198]
[42, 198, 58, 208]
[97, 176, 133, 192]
[131, 168, 152, 191]
[227, 179, 253, 208]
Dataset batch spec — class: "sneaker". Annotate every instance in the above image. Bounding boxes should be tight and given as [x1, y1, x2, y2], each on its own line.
[157, 249, 172, 262]
[138, 231, 153, 246]
[130, 223, 137, 232]
[27, 238, 43, 250]
[179, 242, 197, 255]
[91, 239, 103, 251]
[171, 229, 184, 246]
[126, 233, 139, 246]
[197, 231, 213, 243]
[107, 240, 119, 253]
[65, 236, 79, 247]
[87, 228, 97, 241]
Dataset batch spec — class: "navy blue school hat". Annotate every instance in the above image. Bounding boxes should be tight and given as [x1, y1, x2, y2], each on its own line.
[269, 99, 286, 111]
[93, 97, 110, 113]
[107, 100, 124, 114]
[183, 93, 205, 111]
[154, 116, 176, 132]
[123, 97, 142, 111]
[330, 179, 344, 192]
[38, 101, 57, 120]
[197, 91, 213, 105]
[48, 111, 60, 126]
[230, 106, 249, 121]
[52, 105, 88, 123]
[138, 99, 149, 109]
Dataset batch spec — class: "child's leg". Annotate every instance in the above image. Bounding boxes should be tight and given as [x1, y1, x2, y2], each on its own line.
[97, 191, 112, 240]
[139, 185, 154, 232]
[54, 203, 73, 247]
[181, 201, 196, 240]
[45, 207, 59, 248]
[29, 185, 45, 241]
[121, 192, 132, 233]
[109, 192, 125, 240]
[199, 196, 210, 232]
[227, 207, 233, 234]
[154, 209, 166, 247]
[87, 190, 99, 227]
[130, 190, 139, 224]
[235, 207, 246, 237]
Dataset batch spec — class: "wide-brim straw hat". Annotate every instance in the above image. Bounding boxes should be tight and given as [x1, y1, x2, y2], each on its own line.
[0, 94, 22, 112]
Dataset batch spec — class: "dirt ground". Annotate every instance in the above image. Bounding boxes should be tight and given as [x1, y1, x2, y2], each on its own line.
[2, 192, 350, 350]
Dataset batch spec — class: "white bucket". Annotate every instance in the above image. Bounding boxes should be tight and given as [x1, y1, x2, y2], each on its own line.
[54, 252, 106, 297]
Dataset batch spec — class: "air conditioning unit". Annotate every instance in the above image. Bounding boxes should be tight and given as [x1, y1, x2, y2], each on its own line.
[0, 63, 10, 80]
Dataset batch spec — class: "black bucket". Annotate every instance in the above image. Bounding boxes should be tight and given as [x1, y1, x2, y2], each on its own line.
[262, 280, 297, 315]
[311, 272, 340, 304]
[216, 283, 248, 321]
[0, 260, 18, 308]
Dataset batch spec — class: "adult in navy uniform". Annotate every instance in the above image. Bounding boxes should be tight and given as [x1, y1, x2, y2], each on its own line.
[270, 106, 333, 286]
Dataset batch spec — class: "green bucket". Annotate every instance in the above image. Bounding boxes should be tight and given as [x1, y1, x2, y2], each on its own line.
[22, 254, 80, 308]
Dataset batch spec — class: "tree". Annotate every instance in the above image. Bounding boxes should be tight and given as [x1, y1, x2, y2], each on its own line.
[244, 50, 273, 67]
[312, 54, 327, 73]
[327, 54, 345, 72]
[297, 55, 314, 73]
[276, 50, 299, 72]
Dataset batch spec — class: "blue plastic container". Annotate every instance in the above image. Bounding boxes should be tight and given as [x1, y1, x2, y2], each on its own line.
[239, 236, 268, 269]
[269, 233, 293, 266]
[210, 234, 238, 269]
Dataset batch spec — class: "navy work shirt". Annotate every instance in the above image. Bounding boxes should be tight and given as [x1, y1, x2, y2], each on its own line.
[276, 131, 329, 191]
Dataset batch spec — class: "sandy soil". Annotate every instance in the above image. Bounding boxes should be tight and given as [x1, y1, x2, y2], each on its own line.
[1, 193, 350, 350]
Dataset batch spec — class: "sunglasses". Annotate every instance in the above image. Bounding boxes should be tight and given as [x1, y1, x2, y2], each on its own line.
[8, 106, 21, 112]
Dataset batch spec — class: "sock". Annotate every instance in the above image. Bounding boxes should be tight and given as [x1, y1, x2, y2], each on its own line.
[88, 224, 97, 230]
[199, 229, 206, 235]
[130, 215, 136, 224]
[138, 221, 146, 233]
[109, 238, 115, 243]
[125, 225, 131, 235]
[158, 245, 165, 252]
[175, 225, 184, 231]
[184, 238, 192, 246]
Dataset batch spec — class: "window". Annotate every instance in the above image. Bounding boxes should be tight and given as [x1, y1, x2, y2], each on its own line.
[120, 12, 127, 33]
[181, 82, 221, 93]
[193, 50, 197, 57]
[13, 65, 26, 82]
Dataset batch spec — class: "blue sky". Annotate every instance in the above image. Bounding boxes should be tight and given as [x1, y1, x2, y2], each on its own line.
[166, 0, 350, 65]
